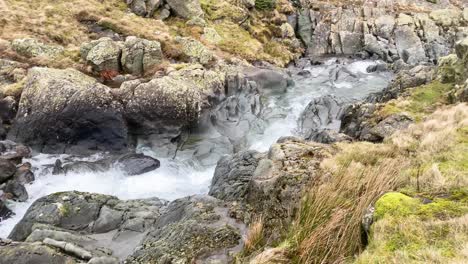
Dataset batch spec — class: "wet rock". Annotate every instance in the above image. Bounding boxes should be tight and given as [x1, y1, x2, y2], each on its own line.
[80, 37, 123, 73]
[244, 67, 291, 93]
[0, 200, 13, 222]
[165, 0, 204, 20]
[116, 153, 160, 176]
[209, 150, 264, 202]
[92, 206, 123, 233]
[0, 240, 79, 264]
[121, 36, 162, 76]
[0, 158, 16, 184]
[9, 191, 119, 241]
[0, 96, 17, 122]
[0, 141, 31, 164]
[2, 180, 28, 202]
[127, 195, 243, 264]
[8, 67, 127, 154]
[14, 162, 35, 184]
[299, 95, 342, 137]
[11, 38, 64, 58]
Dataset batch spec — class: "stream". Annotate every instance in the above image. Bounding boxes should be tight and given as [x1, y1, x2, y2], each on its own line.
[0, 58, 393, 238]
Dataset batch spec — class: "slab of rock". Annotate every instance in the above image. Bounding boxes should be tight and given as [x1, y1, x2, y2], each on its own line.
[8, 67, 127, 154]
[11, 38, 64, 58]
[165, 0, 204, 19]
[121, 36, 162, 76]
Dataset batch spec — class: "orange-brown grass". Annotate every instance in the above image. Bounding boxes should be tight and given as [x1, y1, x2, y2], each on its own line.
[244, 217, 265, 255]
[289, 155, 408, 263]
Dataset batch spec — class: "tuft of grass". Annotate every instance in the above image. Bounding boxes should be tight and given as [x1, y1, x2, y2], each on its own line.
[244, 217, 265, 255]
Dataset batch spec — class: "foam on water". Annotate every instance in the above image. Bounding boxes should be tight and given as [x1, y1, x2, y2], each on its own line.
[0, 59, 393, 238]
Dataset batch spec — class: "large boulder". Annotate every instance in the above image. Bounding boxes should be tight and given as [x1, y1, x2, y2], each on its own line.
[127, 195, 243, 263]
[299, 95, 343, 140]
[9, 192, 119, 241]
[8, 67, 127, 154]
[80, 38, 123, 73]
[165, 0, 204, 19]
[116, 75, 202, 135]
[11, 38, 64, 58]
[394, 25, 427, 65]
[127, 0, 162, 17]
[121, 36, 163, 76]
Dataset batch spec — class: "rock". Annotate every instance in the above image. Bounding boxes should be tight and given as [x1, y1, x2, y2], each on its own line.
[209, 150, 264, 202]
[165, 0, 204, 19]
[0, 200, 13, 222]
[202, 27, 222, 44]
[394, 25, 427, 65]
[244, 67, 291, 93]
[8, 67, 127, 154]
[280, 23, 295, 38]
[117, 75, 202, 138]
[116, 153, 160, 176]
[366, 113, 413, 141]
[127, 0, 161, 17]
[2, 180, 28, 202]
[430, 9, 462, 27]
[0, 240, 79, 264]
[308, 129, 352, 144]
[339, 31, 363, 55]
[126, 195, 243, 264]
[9, 191, 119, 241]
[0, 158, 16, 184]
[455, 37, 468, 64]
[375, 15, 395, 39]
[92, 206, 123, 233]
[175, 37, 213, 65]
[43, 238, 93, 260]
[299, 96, 342, 138]
[121, 36, 162, 76]
[11, 38, 64, 58]
[80, 38, 123, 73]
[14, 163, 35, 184]
[0, 96, 17, 121]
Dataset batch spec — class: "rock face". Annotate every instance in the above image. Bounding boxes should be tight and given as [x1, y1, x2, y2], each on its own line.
[6, 192, 243, 263]
[295, 3, 464, 64]
[165, 0, 204, 19]
[8, 67, 127, 154]
[209, 140, 332, 242]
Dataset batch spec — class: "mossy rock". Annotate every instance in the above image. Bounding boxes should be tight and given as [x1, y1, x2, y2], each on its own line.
[255, 0, 276, 10]
[374, 192, 420, 220]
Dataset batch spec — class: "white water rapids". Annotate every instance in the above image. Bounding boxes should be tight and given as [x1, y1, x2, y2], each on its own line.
[0, 59, 393, 237]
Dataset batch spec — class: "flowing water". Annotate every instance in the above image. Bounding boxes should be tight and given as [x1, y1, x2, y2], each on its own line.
[0, 58, 393, 237]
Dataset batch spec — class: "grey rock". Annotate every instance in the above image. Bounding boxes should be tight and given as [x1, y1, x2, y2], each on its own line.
[209, 150, 264, 202]
[11, 38, 64, 58]
[165, 0, 203, 19]
[367, 113, 413, 141]
[244, 67, 291, 93]
[0, 158, 16, 184]
[92, 206, 123, 233]
[116, 153, 160, 176]
[394, 25, 427, 65]
[80, 38, 123, 73]
[2, 180, 28, 202]
[0, 240, 79, 264]
[0, 200, 13, 222]
[121, 36, 162, 76]
[8, 67, 127, 154]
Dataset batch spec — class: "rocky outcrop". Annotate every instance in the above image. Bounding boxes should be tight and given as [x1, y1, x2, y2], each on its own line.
[6, 192, 243, 263]
[126, 0, 203, 20]
[126, 0, 162, 17]
[295, 3, 466, 64]
[80, 37, 162, 76]
[175, 37, 214, 65]
[209, 140, 332, 242]
[11, 38, 64, 59]
[165, 0, 204, 19]
[8, 67, 127, 154]
[0, 239, 80, 264]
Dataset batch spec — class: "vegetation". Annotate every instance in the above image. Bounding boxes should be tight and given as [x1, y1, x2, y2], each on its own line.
[255, 0, 277, 10]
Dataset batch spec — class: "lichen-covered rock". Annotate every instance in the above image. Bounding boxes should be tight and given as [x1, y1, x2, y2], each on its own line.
[165, 0, 203, 19]
[9, 191, 119, 241]
[209, 150, 265, 201]
[80, 38, 123, 73]
[202, 27, 222, 44]
[175, 37, 213, 65]
[127, 0, 161, 17]
[127, 195, 243, 263]
[0, 239, 79, 264]
[117, 75, 202, 135]
[11, 38, 64, 58]
[429, 8, 462, 27]
[121, 36, 162, 76]
[8, 67, 127, 154]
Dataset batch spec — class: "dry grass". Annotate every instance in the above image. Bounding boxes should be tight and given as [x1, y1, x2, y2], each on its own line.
[244, 217, 266, 255]
[289, 154, 408, 263]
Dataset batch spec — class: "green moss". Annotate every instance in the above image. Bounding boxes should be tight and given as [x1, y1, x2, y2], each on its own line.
[418, 199, 467, 220]
[200, 0, 247, 22]
[374, 192, 420, 220]
[214, 21, 264, 61]
[255, 0, 276, 10]
[58, 203, 71, 217]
